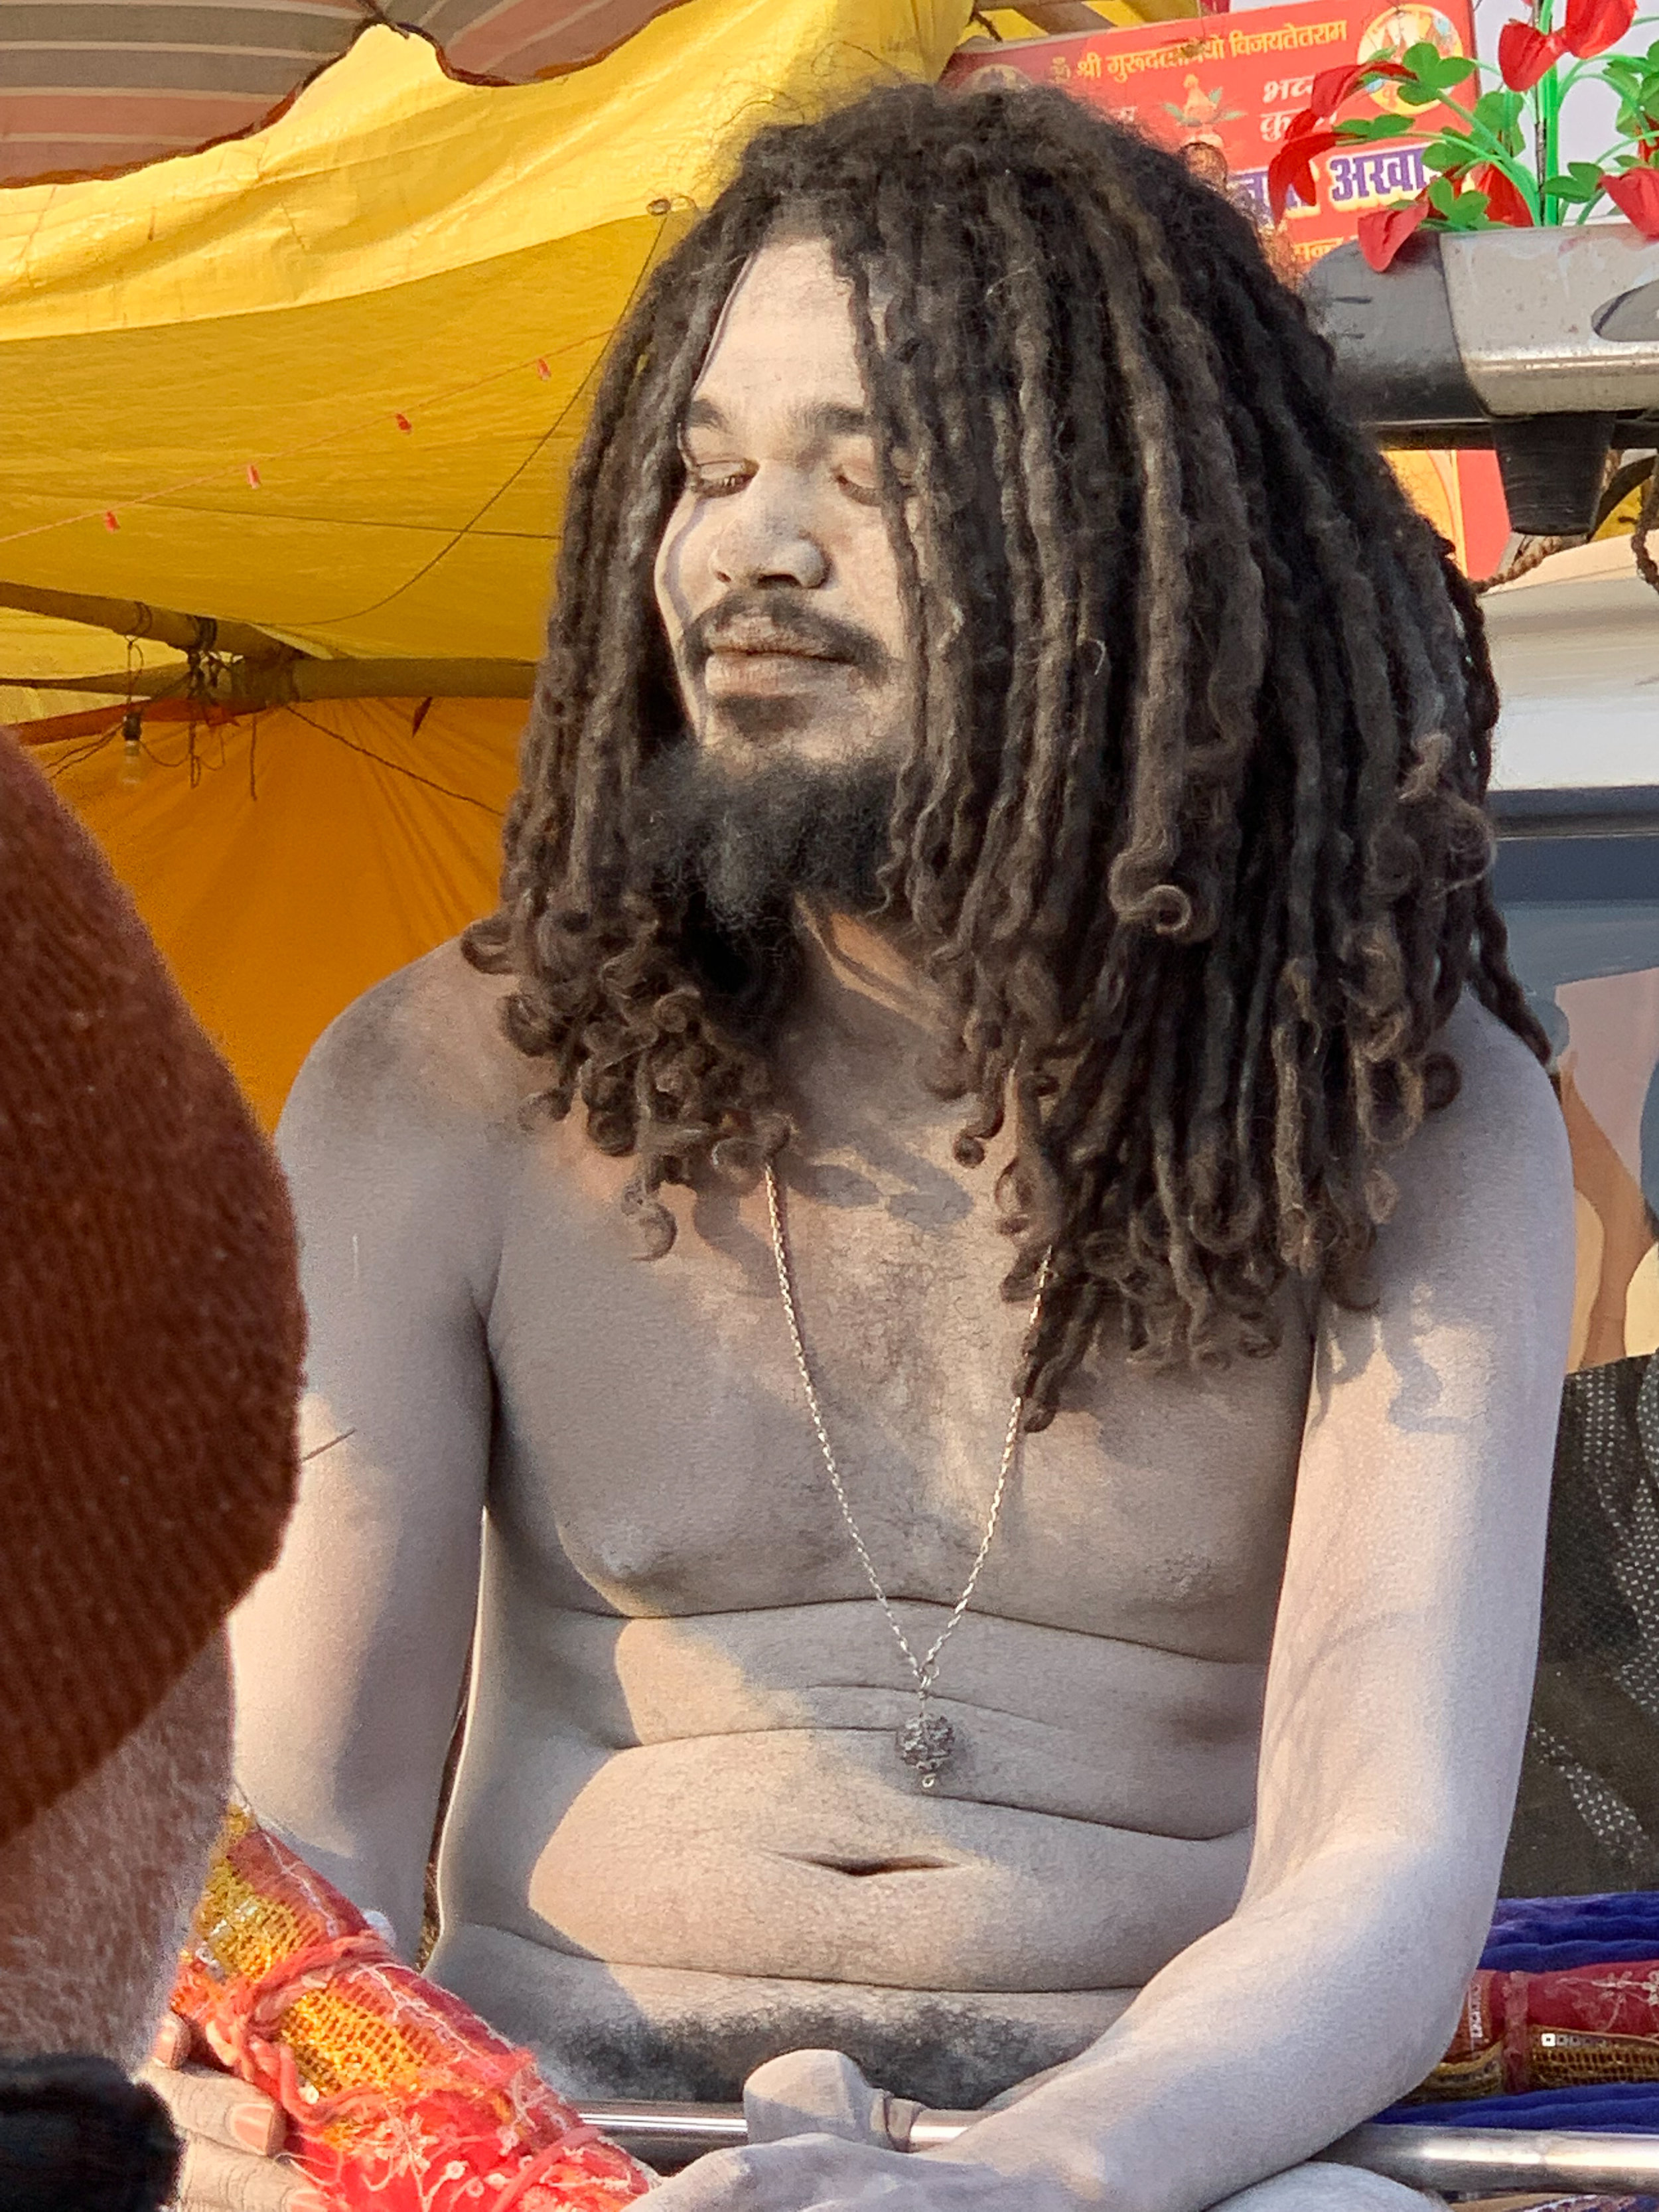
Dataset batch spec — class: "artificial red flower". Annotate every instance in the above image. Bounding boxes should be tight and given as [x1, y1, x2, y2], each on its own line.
[1309, 63, 1364, 112]
[1475, 161, 1536, 223]
[1561, 0, 1635, 56]
[1307, 57, 1410, 114]
[1357, 192, 1431, 268]
[1604, 161, 1659, 233]
[1268, 122, 1338, 218]
[1498, 17, 1567, 85]
[1309, 63, 1360, 111]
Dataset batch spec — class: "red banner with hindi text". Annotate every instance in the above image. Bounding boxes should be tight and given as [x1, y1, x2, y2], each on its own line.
[944, 0, 1512, 573]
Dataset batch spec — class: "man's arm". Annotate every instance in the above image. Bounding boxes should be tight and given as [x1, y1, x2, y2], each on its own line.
[654, 993, 1574, 2212]
[936, 994, 1574, 2209]
[230, 956, 501, 1957]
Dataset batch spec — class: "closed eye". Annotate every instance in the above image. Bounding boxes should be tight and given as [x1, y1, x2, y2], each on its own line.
[684, 464, 753, 499]
[833, 469, 883, 508]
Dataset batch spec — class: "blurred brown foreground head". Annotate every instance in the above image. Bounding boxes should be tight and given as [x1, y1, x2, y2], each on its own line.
[0, 731, 303, 2197]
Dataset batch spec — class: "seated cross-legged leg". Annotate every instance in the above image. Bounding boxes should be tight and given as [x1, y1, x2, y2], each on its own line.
[1212, 2165, 1440, 2211]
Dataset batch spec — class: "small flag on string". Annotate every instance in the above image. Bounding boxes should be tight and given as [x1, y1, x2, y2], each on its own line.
[247, 464, 262, 488]
[103, 511, 119, 532]
[395, 412, 412, 433]
[536, 358, 551, 381]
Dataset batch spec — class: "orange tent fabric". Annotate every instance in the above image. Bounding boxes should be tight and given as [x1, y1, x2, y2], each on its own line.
[25, 700, 518, 1130]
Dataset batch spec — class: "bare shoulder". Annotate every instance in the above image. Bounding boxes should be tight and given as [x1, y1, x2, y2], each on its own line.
[1374, 990, 1573, 1309]
[274, 944, 549, 1309]
[1415, 990, 1568, 1187]
[278, 940, 535, 1157]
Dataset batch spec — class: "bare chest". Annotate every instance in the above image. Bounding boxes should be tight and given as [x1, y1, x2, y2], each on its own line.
[482, 1115, 1314, 1660]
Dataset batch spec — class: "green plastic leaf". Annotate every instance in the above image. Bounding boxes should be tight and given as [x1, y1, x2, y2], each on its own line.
[1420, 127, 1478, 169]
[1544, 159, 1606, 198]
[1473, 88, 1524, 133]
[1337, 112, 1414, 139]
[1425, 175, 1493, 228]
[1425, 52, 1477, 88]
[1402, 40, 1467, 73]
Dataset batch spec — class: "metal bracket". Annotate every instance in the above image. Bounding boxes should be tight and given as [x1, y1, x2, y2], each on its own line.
[1440, 226, 1659, 418]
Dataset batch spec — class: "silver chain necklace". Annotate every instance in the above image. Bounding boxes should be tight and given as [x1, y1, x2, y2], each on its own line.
[764, 1165, 1045, 1789]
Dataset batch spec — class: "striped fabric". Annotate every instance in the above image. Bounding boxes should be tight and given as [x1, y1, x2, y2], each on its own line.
[399, 0, 685, 80]
[0, 0, 683, 183]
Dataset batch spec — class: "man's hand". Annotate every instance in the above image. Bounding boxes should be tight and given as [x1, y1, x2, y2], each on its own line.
[137, 2013, 325, 2211]
[642, 2134, 1066, 2212]
[642, 2052, 1073, 2212]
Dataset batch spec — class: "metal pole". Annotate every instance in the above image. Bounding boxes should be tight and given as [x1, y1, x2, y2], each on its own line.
[1331, 2123, 1659, 2197]
[575, 2102, 1659, 2193]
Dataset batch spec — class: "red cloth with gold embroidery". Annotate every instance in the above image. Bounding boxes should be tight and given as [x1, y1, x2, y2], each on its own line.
[169, 1810, 652, 2211]
[1418, 1961, 1659, 2101]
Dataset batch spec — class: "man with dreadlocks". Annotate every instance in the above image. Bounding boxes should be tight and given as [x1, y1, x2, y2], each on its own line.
[175, 76, 1572, 2212]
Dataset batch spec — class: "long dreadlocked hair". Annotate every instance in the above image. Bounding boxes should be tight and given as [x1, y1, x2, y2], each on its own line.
[465, 79, 1546, 1427]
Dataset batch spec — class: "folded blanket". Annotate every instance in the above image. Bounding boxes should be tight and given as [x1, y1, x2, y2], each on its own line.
[1380, 2079, 1659, 2130]
[1484, 1896, 1659, 1977]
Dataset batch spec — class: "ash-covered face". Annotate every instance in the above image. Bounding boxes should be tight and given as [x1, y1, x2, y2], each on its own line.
[652, 234, 915, 776]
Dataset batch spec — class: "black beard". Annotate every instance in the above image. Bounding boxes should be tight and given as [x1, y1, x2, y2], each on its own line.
[629, 745, 899, 938]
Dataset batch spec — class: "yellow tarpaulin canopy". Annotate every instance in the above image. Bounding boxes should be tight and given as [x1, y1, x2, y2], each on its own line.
[2, 0, 966, 1123]
[0, 607, 185, 723]
[0, 0, 967, 676]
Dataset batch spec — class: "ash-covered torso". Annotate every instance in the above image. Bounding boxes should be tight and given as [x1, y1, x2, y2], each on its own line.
[263, 941, 1315, 2110]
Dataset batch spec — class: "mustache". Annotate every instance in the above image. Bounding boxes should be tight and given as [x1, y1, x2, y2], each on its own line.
[682, 590, 891, 682]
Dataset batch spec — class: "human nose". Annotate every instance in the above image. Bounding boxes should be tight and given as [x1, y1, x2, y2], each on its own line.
[709, 473, 828, 590]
